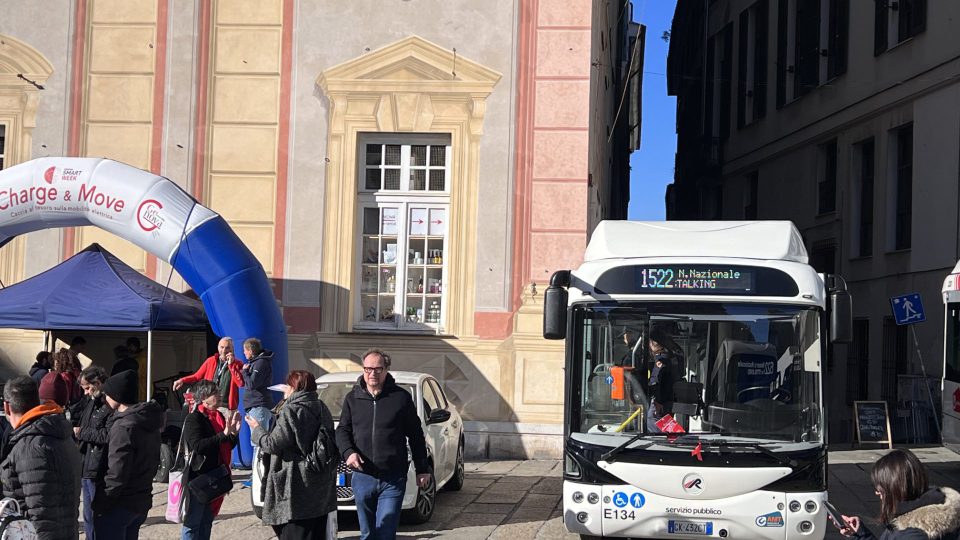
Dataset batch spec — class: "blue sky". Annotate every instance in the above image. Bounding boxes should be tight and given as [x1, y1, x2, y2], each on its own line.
[628, 0, 678, 221]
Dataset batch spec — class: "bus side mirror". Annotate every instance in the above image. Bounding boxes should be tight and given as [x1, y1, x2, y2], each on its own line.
[543, 285, 568, 340]
[830, 290, 852, 344]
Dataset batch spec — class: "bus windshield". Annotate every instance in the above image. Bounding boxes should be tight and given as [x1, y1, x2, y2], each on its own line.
[570, 302, 823, 444]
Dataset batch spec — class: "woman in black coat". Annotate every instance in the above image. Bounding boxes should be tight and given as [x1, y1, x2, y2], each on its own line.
[837, 449, 960, 540]
[180, 380, 240, 540]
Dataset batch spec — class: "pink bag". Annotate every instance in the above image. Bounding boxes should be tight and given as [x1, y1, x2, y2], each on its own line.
[165, 470, 186, 523]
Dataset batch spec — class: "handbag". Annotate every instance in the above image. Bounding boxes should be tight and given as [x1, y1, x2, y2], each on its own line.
[0, 498, 38, 540]
[187, 464, 233, 504]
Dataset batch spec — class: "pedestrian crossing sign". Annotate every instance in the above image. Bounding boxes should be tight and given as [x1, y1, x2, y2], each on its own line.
[891, 293, 925, 325]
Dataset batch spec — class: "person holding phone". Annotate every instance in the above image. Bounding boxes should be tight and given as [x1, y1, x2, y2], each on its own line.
[833, 449, 960, 540]
[174, 337, 245, 417]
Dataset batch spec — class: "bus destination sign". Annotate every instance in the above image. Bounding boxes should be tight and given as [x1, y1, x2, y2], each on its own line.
[595, 265, 799, 296]
[639, 266, 754, 291]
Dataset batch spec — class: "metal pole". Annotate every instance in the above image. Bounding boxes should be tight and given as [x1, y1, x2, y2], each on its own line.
[910, 324, 942, 441]
[147, 330, 153, 402]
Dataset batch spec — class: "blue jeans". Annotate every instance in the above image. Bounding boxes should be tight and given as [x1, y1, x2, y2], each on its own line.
[180, 491, 214, 540]
[82, 478, 96, 539]
[352, 471, 406, 540]
[93, 505, 147, 540]
[247, 406, 273, 443]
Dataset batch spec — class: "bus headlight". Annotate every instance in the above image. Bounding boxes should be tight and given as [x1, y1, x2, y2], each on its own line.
[577, 512, 589, 524]
[805, 500, 818, 513]
[799, 521, 814, 534]
[789, 500, 801, 512]
[564, 452, 582, 479]
[572, 491, 584, 503]
[587, 493, 600, 504]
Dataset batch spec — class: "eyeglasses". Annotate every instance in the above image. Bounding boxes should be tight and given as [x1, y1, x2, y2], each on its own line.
[363, 366, 385, 375]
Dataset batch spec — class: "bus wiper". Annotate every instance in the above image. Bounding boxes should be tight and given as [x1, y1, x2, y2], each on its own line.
[668, 437, 797, 468]
[601, 433, 655, 463]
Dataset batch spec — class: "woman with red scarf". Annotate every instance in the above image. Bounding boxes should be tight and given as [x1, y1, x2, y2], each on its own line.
[180, 380, 240, 539]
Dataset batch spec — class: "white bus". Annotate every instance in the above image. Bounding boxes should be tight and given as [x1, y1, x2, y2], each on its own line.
[543, 221, 851, 540]
[941, 262, 960, 452]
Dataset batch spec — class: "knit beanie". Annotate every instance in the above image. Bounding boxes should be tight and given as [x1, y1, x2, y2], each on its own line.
[103, 369, 139, 405]
[38, 372, 69, 407]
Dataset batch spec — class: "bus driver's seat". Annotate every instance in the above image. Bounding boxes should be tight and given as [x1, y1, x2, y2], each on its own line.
[711, 339, 779, 404]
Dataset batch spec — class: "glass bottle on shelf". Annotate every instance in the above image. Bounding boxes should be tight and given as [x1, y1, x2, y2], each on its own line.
[427, 301, 440, 323]
[417, 277, 423, 293]
[386, 275, 395, 293]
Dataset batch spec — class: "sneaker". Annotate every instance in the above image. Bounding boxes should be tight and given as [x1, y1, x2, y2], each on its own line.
[240, 479, 253, 488]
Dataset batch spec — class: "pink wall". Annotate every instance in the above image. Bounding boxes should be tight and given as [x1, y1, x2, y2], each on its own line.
[476, 0, 591, 340]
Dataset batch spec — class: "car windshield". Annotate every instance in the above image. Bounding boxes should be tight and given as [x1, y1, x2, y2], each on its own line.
[316, 381, 415, 420]
[569, 302, 823, 443]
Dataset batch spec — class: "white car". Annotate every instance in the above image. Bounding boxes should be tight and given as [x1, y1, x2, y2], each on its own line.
[251, 371, 465, 524]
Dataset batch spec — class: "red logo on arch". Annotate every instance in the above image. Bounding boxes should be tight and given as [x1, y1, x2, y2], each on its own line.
[43, 167, 55, 184]
[137, 199, 164, 232]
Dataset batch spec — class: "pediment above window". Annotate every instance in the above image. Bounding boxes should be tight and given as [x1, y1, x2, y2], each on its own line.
[0, 34, 54, 84]
[317, 35, 500, 96]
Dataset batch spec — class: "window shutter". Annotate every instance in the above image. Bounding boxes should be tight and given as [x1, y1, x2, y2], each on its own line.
[754, 0, 769, 119]
[720, 24, 734, 140]
[794, 0, 820, 97]
[776, 0, 787, 108]
[874, 0, 888, 55]
[911, 0, 927, 36]
[737, 10, 748, 129]
[828, 0, 849, 79]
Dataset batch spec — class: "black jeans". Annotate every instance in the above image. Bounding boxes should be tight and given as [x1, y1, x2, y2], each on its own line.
[272, 513, 329, 540]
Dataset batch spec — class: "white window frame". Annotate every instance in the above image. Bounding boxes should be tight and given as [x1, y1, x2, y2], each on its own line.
[355, 135, 452, 333]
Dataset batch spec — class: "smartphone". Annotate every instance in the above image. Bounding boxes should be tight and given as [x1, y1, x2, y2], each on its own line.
[823, 500, 844, 528]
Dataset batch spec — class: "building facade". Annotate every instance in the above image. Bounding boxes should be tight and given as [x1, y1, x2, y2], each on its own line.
[668, 0, 954, 442]
[0, 0, 641, 457]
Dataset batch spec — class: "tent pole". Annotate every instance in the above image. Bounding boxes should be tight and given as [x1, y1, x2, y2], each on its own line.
[147, 330, 153, 401]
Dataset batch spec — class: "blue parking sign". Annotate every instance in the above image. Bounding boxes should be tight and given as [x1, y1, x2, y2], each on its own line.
[891, 293, 925, 325]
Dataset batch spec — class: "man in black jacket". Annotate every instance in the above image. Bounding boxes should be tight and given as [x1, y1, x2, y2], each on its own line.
[74, 365, 114, 540]
[336, 349, 430, 540]
[240, 337, 275, 436]
[0, 375, 81, 540]
[93, 369, 162, 540]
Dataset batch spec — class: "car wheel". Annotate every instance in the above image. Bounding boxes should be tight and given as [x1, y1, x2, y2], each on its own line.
[444, 439, 465, 491]
[250, 488, 262, 519]
[401, 467, 435, 524]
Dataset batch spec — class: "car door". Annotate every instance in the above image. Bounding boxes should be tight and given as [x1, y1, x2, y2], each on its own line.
[421, 379, 448, 479]
[428, 379, 459, 473]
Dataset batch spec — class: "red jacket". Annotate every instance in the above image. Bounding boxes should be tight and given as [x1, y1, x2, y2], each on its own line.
[180, 355, 244, 410]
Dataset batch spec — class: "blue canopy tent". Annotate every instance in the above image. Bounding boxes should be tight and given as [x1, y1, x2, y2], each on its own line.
[0, 243, 208, 397]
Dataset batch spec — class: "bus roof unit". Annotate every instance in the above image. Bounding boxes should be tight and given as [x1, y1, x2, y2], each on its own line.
[584, 221, 809, 264]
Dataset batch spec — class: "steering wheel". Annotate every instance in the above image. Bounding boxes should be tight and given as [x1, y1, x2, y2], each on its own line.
[737, 386, 770, 401]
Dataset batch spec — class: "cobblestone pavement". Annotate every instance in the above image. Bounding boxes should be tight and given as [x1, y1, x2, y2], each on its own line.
[130, 447, 960, 539]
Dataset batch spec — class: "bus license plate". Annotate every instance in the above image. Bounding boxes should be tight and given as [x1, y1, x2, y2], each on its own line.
[668, 520, 713, 535]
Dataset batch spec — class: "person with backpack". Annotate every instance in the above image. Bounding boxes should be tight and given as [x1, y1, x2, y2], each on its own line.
[0, 375, 81, 540]
[180, 380, 240, 540]
[245, 370, 336, 539]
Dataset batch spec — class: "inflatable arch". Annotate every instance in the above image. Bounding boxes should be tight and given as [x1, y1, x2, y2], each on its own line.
[0, 157, 286, 464]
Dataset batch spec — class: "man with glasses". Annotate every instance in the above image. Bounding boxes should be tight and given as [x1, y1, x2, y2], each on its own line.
[336, 349, 430, 539]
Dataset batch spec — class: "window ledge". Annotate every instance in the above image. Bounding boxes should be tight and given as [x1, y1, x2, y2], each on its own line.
[885, 247, 912, 255]
[347, 328, 453, 338]
[848, 254, 873, 262]
[887, 35, 917, 53]
[816, 209, 837, 218]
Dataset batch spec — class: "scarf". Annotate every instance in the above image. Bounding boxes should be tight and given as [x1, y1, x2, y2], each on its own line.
[197, 404, 232, 516]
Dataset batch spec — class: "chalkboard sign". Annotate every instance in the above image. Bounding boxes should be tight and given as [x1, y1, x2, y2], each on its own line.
[854, 401, 892, 448]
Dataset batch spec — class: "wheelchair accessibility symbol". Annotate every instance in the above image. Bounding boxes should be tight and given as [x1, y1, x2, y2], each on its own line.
[612, 492, 628, 508]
